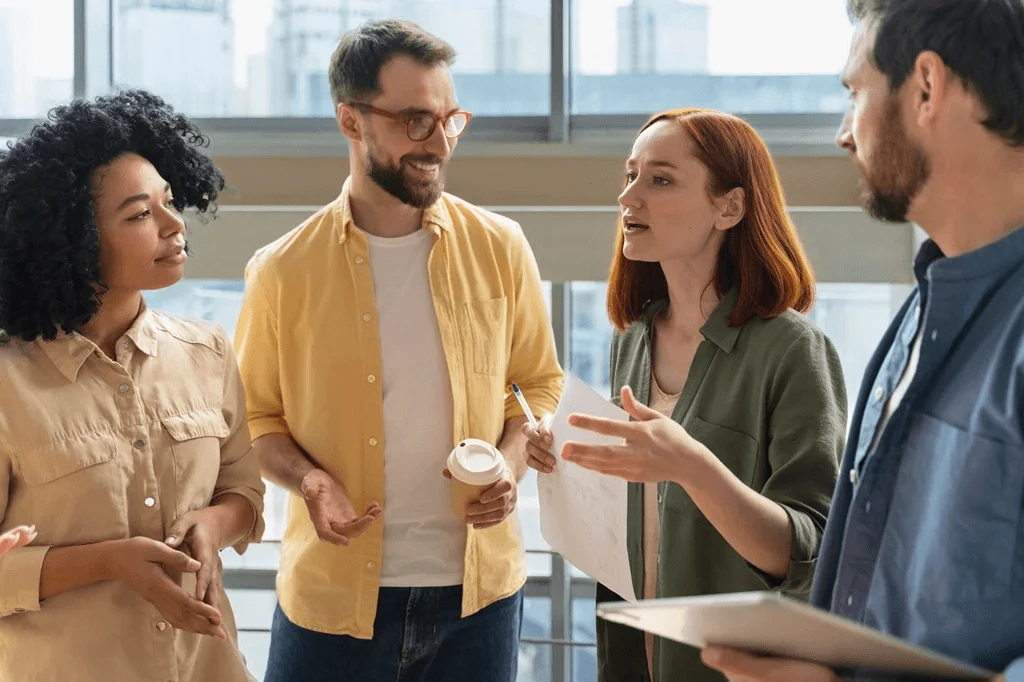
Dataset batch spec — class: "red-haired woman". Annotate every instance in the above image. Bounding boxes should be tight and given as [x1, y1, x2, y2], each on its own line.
[525, 109, 847, 682]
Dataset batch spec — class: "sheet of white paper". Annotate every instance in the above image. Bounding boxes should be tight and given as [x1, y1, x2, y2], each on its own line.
[538, 373, 636, 602]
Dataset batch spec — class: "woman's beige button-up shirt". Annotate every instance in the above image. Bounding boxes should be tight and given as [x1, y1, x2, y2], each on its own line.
[0, 305, 265, 682]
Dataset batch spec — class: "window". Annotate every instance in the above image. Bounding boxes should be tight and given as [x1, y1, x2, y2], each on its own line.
[112, 0, 550, 117]
[143, 278, 244, 334]
[571, 0, 853, 114]
[806, 283, 913, 410]
[572, 595, 598, 682]
[568, 280, 909, 424]
[2, 0, 859, 149]
[569, 281, 614, 400]
[520, 597, 553, 682]
[0, 0, 74, 118]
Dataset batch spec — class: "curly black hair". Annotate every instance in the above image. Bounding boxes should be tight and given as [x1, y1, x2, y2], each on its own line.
[0, 89, 226, 341]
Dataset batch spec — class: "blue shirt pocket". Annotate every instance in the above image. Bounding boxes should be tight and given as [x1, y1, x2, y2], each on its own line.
[881, 411, 1024, 606]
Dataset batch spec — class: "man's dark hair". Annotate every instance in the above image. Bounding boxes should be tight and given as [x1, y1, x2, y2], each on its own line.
[328, 19, 456, 105]
[848, 0, 1024, 146]
[0, 89, 225, 341]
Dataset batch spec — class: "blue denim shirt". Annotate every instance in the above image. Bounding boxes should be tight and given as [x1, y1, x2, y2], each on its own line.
[810, 227, 1024, 681]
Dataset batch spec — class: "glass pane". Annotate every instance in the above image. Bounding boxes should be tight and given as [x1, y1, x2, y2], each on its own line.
[0, 0, 74, 117]
[518, 643, 552, 682]
[237, 632, 271, 681]
[520, 596, 552, 682]
[225, 589, 275, 679]
[808, 283, 911, 423]
[520, 281, 553, 567]
[569, 281, 615, 399]
[571, 0, 852, 114]
[144, 278, 245, 339]
[567, 281, 616, 580]
[521, 469, 554, 575]
[113, 0, 549, 117]
[568, 280, 908, 422]
[572, 593, 598, 682]
[226, 589, 277, 630]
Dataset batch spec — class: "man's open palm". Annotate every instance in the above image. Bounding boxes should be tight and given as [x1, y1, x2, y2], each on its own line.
[302, 469, 382, 546]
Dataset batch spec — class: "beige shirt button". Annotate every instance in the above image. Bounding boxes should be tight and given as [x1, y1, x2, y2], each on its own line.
[362, 314, 371, 322]
[369, 438, 378, 446]
[366, 561, 374, 569]
[13, 608, 25, 613]
[118, 384, 130, 394]
[355, 256, 365, 264]
[133, 439, 146, 449]
[144, 497, 156, 508]
[156, 621, 167, 631]
[120, 341, 130, 350]
[367, 375, 376, 383]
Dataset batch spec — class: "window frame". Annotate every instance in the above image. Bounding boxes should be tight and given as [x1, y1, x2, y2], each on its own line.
[0, 0, 849, 157]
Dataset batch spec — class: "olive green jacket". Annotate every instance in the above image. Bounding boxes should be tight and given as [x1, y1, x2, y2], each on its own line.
[597, 289, 847, 682]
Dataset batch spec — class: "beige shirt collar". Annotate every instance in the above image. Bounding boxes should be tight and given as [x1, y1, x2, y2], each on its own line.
[35, 301, 160, 383]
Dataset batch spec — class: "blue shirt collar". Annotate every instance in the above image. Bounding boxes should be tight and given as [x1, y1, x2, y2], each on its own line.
[916, 224, 1024, 284]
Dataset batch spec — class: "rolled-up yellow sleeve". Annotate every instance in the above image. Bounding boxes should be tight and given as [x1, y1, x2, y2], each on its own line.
[213, 330, 266, 555]
[503, 224, 563, 420]
[235, 256, 291, 441]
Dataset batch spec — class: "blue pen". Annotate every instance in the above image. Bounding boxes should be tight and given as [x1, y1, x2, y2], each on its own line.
[510, 382, 539, 430]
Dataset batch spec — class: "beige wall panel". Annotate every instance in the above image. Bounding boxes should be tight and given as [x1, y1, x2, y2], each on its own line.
[212, 155, 864, 208]
[184, 207, 913, 285]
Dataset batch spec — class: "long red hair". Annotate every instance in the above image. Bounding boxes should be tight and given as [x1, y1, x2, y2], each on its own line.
[606, 108, 815, 332]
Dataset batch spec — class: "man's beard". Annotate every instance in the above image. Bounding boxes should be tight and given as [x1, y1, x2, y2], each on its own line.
[366, 145, 446, 209]
[860, 96, 931, 223]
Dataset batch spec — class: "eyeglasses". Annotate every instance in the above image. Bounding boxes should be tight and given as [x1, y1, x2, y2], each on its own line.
[347, 102, 472, 142]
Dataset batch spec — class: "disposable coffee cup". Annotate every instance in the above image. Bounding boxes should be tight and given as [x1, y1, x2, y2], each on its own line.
[447, 438, 506, 518]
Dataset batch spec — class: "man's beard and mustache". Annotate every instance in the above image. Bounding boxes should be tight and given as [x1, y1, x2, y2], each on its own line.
[366, 145, 446, 209]
[859, 96, 931, 223]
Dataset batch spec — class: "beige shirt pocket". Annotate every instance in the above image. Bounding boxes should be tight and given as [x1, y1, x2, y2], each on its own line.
[14, 437, 126, 544]
[162, 409, 230, 515]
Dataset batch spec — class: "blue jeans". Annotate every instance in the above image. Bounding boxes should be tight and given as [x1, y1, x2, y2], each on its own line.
[264, 586, 524, 682]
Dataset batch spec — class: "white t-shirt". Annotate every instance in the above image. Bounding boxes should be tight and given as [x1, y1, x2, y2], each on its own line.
[363, 226, 464, 587]
[867, 308, 924, 457]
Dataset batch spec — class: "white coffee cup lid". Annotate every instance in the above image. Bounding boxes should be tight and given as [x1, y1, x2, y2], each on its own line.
[447, 438, 505, 485]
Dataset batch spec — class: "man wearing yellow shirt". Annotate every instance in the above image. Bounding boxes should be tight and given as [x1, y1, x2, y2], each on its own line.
[234, 19, 563, 682]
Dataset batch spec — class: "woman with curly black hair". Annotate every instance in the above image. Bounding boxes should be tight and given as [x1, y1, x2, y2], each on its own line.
[0, 90, 265, 681]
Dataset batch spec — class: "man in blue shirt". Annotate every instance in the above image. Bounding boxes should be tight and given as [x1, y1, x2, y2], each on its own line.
[702, 1, 1024, 681]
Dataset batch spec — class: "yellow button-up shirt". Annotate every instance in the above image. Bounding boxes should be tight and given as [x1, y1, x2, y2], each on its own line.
[0, 305, 265, 681]
[235, 180, 563, 638]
